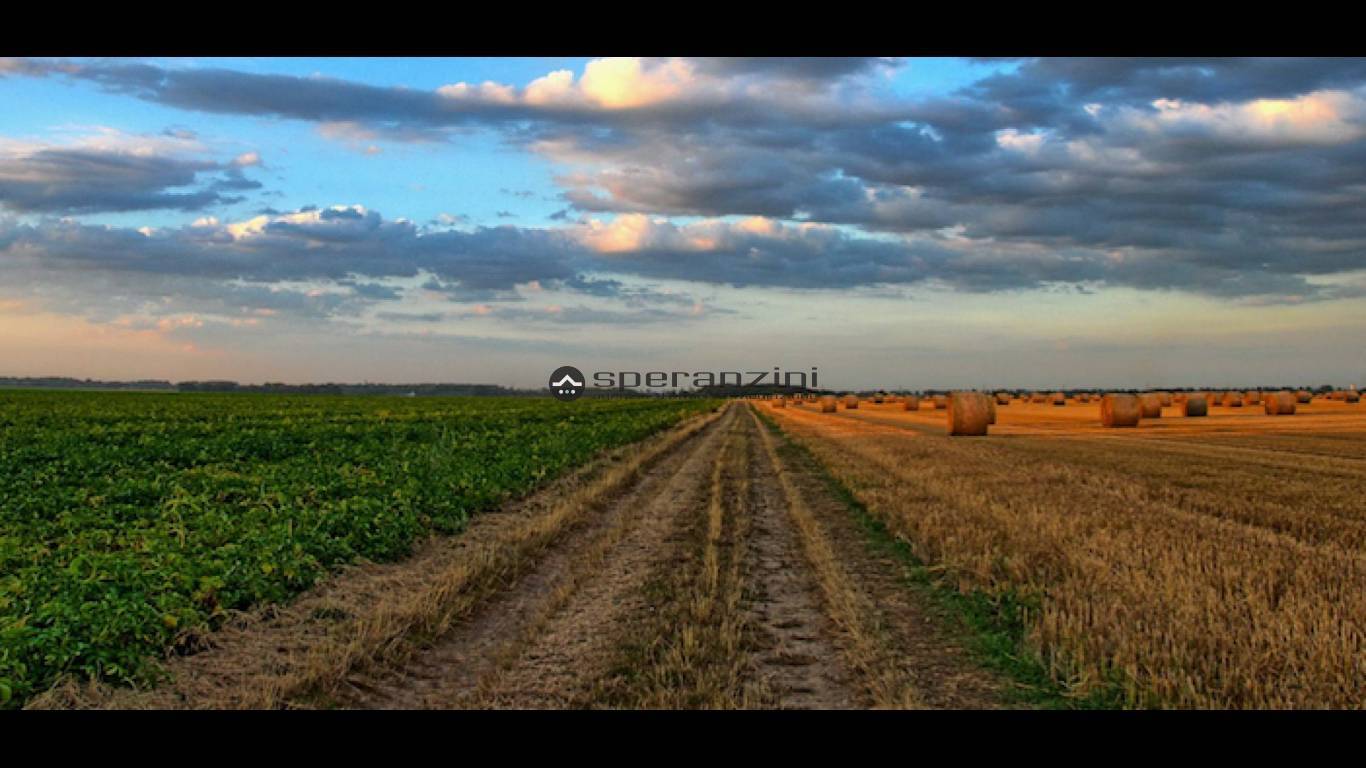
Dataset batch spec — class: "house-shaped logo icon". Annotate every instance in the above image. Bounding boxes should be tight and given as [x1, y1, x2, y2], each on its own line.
[549, 365, 586, 402]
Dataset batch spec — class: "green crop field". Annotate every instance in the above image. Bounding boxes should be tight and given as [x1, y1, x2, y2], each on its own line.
[0, 390, 719, 707]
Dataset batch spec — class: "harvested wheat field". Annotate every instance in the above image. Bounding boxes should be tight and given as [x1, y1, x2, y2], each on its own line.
[765, 396, 1366, 708]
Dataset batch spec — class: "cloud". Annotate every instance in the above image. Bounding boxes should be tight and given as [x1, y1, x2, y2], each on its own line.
[6, 57, 903, 133]
[375, 310, 446, 323]
[0, 129, 262, 214]
[5, 58, 1366, 309]
[690, 57, 896, 81]
[1, 196, 1359, 321]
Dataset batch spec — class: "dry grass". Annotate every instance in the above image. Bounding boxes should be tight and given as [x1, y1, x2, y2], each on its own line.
[764, 403, 1366, 708]
[749, 407, 922, 708]
[589, 413, 768, 709]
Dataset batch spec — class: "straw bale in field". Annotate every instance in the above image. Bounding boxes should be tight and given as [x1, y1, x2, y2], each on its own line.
[947, 392, 991, 436]
[1139, 393, 1163, 418]
[1264, 391, 1297, 415]
[1182, 394, 1208, 417]
[1102, 394, 1142, 427]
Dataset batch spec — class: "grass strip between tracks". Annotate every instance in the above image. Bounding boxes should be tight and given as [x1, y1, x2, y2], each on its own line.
[753, 408, 1125, 710]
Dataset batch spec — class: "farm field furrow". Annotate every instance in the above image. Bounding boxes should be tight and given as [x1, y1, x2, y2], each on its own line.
[764, 402, 1366, 708]
[0, 390, 719, 709]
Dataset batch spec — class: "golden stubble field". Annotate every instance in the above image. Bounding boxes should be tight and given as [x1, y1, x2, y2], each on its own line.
[764, 396, 1366, 708]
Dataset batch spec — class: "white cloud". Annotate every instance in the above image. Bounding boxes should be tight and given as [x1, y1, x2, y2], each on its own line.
[995, 128, 1047, 155]
[1128, 90, 1366, 146]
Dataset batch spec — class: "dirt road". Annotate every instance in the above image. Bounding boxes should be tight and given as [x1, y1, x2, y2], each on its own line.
[35, 401, 1007, 710]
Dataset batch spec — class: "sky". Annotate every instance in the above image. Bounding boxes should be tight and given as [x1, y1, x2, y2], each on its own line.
[1, 56, 1365, 391]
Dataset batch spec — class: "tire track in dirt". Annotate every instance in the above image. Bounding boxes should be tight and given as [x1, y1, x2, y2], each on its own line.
[339, 402, 745, 709]
[743, 414, 861, 708]
[582, 406, 862, 709]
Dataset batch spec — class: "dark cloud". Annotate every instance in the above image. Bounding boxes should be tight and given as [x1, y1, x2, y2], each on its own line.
[453, 304, 697, 326]
[0, 146, 259, 214]
[342, 280, 403, 301]
[964, 58, 1366, 116]
[376, 310, 446, 323]
[5, 57, 906, 136]
[5, 201, 1350, 311]
[689, 57, 895, 81]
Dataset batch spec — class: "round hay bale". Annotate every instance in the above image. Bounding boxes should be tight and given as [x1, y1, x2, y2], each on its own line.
[843, 395, 859, 410]
[1345, 391, 1360, 403]
[820, 396, 838, 413]
[1264, 391, 1297, 415]
[873, 395, 885, 404]
[1183, 394, 1208, 417]
[1139, 393, 1163, 418]
[1077, 393, 1091, 403]
[1051, 392, 1065, 406]
[1030, 392, 1046, 403]
[1245, 391, 1262, 405]
[1223, 392, 1243, 408]
[947, 392, 991, 436]
[1295, 390, 1312, 403]
[1157, 392, 1173, 407]
[772, 397, 786, 409]
[933, 395, 948, 410]
[1101, 394, 1142, 427]
[995, 392, 1010, 405]
[902, 396, 920, 411]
